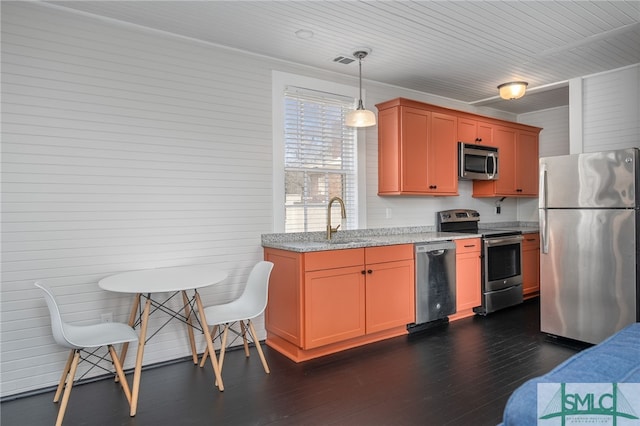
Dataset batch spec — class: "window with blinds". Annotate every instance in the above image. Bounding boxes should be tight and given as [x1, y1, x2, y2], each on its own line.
[284, 86, 358, 233]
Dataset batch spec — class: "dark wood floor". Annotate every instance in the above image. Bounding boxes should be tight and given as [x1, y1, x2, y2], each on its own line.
[1, 298, 589, 426]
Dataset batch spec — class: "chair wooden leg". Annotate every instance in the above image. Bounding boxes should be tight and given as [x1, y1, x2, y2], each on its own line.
[247, 320, 270, 374]
[194, 292, 224, 391]
[109, 345, 132, 405]
[199, 325, 218, 368]
[181, 291, 198, 364]
[53, 350, 75, 403]
[119, 293, 140, 366]
[130, 296, 151, 416]
[240, 321, 250, 357]
[55, 350, 80, 426]
[219, 324, 229, 374]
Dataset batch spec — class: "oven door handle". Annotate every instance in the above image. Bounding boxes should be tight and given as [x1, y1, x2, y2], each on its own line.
[483, 235, 523, 247]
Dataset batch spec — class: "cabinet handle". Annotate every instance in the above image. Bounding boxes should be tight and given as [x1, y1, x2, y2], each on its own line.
[464, 244, 476, 248]
[475, 137, 482, 142]
[367, 269, 373, 274]
[429, 185, 437, 189]
[361, 270, 366, 275]
[516, 188, 523, 192]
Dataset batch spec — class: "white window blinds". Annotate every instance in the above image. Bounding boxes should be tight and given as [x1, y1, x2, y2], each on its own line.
[283, 86, 358, 233]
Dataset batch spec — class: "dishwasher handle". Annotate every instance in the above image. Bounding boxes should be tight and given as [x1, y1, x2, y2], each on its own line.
[428, 249, 446, 256]
[415, 241, 456, 254]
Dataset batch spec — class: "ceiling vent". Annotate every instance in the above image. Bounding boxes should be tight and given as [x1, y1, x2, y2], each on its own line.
[332, 55, 356, 65]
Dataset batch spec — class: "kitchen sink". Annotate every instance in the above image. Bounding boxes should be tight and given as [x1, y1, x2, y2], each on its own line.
[327, 238, 371, 246]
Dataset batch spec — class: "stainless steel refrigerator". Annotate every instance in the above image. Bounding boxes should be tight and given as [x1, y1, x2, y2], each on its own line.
[539, 147, 639, 344]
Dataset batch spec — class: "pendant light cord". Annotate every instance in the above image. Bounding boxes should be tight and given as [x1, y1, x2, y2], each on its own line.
[356, 51, 366, 110]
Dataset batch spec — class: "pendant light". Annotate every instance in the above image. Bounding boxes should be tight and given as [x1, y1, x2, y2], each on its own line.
[497, 81, 528, 100]
[345, 50, 376, 127]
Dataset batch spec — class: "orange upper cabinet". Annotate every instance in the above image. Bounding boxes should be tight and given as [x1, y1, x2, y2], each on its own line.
[376, 99, 458, 196]
[377, 98, 541, 197]
[515, 130, 540, 195]
[457, 117, 494, 146]
[473, 125, 540, 197]
[399, 106, 430, 192]
[429, 112, 458, 195]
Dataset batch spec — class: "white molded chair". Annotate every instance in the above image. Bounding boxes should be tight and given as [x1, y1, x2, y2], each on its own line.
[199, 261, 274, 378]
[35, 281, 138, 426]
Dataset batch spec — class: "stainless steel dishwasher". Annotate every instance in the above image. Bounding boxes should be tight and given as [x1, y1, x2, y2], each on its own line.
[413, 241, 456, 327]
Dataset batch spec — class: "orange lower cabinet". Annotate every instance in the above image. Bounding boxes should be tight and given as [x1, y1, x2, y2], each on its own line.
[304, 265, 366, 348]
[365, 259, 415, 334]
[522, 233, 540, 298]
[449, 238, 481, 321]
[264, 244, 415, 362]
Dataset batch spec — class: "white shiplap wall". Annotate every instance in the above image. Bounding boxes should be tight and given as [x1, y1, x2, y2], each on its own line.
[582, 65, 640, 152]
[1, 2, 277, 397]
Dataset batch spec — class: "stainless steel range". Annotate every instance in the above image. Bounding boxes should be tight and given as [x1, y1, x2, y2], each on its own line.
[437, 209, 524, 315]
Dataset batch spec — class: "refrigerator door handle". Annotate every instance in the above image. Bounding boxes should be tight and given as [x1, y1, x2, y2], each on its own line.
[539, 208, 549, 254]
[539, 167, 549, 254]
[539, 166, 547, 209]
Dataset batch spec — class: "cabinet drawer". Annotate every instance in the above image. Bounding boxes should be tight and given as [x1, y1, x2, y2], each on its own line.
[304, 248, 364, 272]
[365, 244, 413, 264]
[455, 238, 481, 254]
[522, 233, 540, 249]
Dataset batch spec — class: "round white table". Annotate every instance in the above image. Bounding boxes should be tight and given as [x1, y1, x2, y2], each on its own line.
[99, 264, 228, 416]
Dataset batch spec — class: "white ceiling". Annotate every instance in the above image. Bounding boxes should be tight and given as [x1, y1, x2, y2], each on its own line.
[46, 1, 640, 114]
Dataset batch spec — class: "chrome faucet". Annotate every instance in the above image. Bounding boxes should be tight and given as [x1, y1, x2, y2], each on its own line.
[326, 196, 346, 240]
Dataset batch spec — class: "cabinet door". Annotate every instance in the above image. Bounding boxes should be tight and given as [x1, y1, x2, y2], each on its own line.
[304, 266, 365, 349]
[457, 118, 493, 146]
[522, 233, 540, 297]
[457, 117, 479, 144]
[400, 106, 430, 192]
[365, 259, 415, 334]
[476, 121, 494, 146]
[493, 126, 517, 195]
[428, 112, 458, 195]
[377, 107, 401, 193]
[515, 130, 539, 195]
[264, 249, 303, 346]
[454, 239, 481, 312]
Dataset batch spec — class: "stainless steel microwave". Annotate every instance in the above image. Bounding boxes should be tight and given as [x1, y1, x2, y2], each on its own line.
[458, 142, 499, 180]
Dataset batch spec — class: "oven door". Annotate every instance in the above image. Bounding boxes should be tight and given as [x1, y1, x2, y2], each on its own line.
[483, 235, 523, 292]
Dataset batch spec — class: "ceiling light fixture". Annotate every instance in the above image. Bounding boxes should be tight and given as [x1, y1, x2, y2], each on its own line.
[345, 50, 376, 128]
[497, 81, 528, 100]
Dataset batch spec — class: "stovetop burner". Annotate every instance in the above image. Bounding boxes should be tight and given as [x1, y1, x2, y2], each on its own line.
[437, 209, 521, 238]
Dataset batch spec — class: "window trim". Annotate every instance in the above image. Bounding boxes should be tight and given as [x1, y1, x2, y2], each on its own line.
[272, 71, 367, 233]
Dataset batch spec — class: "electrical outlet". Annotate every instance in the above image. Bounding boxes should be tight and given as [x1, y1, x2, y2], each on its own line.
[385, 208, 392, 219]
[101, 313, 113, 323]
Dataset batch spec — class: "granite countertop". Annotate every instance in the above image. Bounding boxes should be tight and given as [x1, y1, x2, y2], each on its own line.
[262, 223, 539, 253]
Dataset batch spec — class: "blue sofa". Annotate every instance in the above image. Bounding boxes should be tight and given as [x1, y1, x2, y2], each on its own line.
[500, 323, 640, 425]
